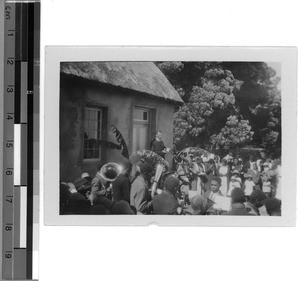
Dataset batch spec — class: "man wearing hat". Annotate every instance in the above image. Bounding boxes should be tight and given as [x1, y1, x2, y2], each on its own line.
[81, 172, 92, 181]
[152, 176, 182, 215]
[112, 160, 132, 204]
[130, 163, 153, 214]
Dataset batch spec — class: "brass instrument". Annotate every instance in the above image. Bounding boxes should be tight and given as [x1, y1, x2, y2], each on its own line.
[150, 163, 165, 198]
[100, 162, 122, 182]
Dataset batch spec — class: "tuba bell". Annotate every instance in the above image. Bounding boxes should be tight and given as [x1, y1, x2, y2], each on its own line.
[100, 162, 122, 182]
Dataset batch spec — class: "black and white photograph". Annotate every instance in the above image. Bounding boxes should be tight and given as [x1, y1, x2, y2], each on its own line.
[1, 0, 299, 281]
[44, 46, 296, 226]
[59, 60, 282, 217]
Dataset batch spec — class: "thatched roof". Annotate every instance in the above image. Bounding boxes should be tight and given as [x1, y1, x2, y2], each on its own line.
[61, 62, 183, 104]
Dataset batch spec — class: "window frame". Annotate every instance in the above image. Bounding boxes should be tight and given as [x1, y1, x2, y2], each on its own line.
[83, 106, 104, 161]
[133, 107, 150, 124]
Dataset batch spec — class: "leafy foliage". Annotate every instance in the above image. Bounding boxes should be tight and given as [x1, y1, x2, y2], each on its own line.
[223, 62, 281, 156]
[209, 116, 253, 150]
[156, 61, 281, 157]
[161, 63, 243, 149]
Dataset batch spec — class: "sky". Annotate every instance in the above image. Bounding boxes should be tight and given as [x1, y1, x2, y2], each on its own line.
[267, 62, 281, 78]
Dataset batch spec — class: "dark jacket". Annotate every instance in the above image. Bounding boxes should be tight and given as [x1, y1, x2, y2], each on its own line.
[152, 192, 180, 215]
[130, 175, 152, 214]
[90, 172, 107, 204]
[221, 203, 255, 216]
[112, 174, 131, 203]
[150, 139, 166, 158]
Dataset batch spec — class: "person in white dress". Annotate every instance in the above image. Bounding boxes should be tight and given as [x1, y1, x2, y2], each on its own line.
[217, 159, 229, 196]
[227, 170, 242, 197]
[243, 172, 256, 197]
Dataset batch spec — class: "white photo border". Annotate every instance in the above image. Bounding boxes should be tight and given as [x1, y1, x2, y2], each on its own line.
[44, 46, 297, 226]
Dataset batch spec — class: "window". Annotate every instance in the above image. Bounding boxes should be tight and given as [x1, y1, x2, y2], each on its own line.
[133, 108, 149, 122]
[84, 107, 102, 159]
[133, 107, 150, 152]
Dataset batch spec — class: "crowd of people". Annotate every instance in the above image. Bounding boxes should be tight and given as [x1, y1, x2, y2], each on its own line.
[60, 149, 282, 216]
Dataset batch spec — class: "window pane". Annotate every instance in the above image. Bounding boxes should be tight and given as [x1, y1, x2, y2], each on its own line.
[84, 107, 103, 159]
[143, 111, 148, 121]
[88, 109, 92, 120]
[88, 120, 94, 131]
[85, 109, 89, 120]
[90, 110, 96, 120]
[91, 129, 97, 139]
[84, 120, 88, 130]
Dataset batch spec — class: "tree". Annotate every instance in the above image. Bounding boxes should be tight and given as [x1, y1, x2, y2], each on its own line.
[223, 62, 281, 156]
[164, 63, 243, 149]
[209, 115, 254, 150]
[157, 61, 281, 157]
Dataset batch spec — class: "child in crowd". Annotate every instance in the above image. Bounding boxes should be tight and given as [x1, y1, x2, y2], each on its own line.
[231, 158, 243, 174]
[203, 176, 223, 202]
[227, 170, 242, 197]
[262, 177, 272, 198]
[243, 172, 256, 198]
[249, 162, 260, 186]
[203, 176, 230, 214]
[261, 162, 274, 198]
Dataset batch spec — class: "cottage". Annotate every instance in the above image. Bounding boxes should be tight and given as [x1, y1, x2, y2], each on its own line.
[60, 62, 183, 181]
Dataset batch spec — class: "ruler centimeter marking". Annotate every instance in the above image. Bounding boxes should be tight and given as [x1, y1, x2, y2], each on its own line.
[32, 3, 40, 279]
[2, 2, 16, 280]
[2, 1, 40, 280]
[26, 3, 34, 278]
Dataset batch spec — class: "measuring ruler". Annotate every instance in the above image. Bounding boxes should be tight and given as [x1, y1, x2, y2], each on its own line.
[2, 1, 40, 280]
